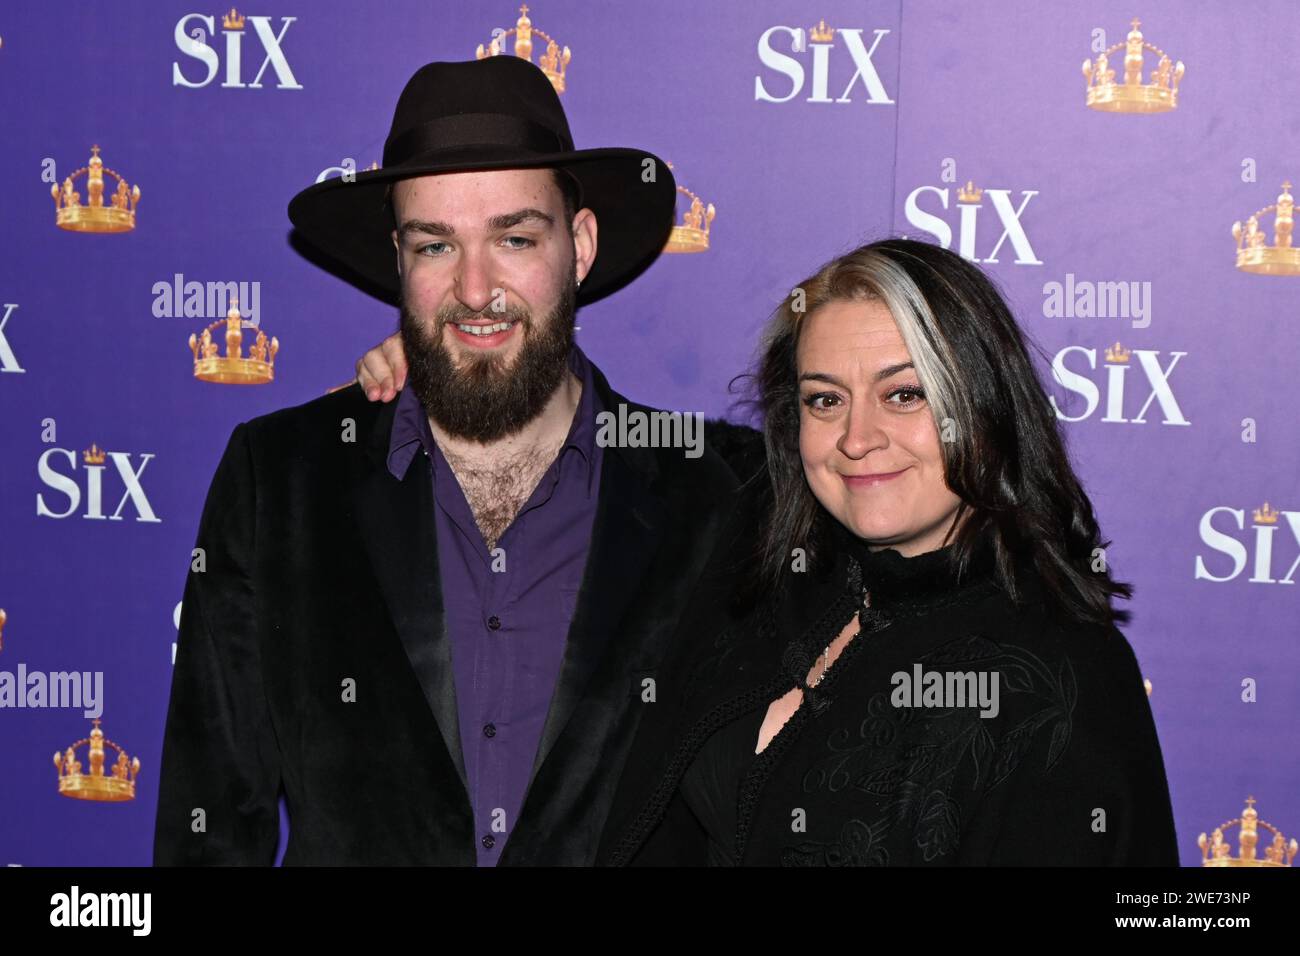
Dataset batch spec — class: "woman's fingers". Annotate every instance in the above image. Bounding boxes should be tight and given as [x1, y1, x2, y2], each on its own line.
[356, 332, 407, 402]
[380, 332, 408, 392]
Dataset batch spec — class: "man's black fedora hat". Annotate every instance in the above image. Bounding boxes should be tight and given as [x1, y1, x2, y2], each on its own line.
[287, 56, 677, 306]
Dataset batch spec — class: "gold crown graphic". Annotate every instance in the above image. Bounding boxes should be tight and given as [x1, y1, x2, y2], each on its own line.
[957, 180, 983, 204]
[1083, 18, 1184, 113]
[664, 162, 715, 254]
[1199, 797, 1296, 867]
[223, 7, 245, 30]
[0, 608, 5, 653]
[476, 4, 571, 94]
[809, 19, 835, 43]
[50, 145, 141, 234]
[1104, 341, 1130, 363]
[188, 294, 278, 384]
[1232, 181, 1300, 275]
[1253, 502, 1280, 525]
[54, 719, 141, 802]
[82, 443, 106, 465]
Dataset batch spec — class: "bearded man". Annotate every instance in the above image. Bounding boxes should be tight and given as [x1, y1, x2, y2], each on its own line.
[153, 56, 749, 866]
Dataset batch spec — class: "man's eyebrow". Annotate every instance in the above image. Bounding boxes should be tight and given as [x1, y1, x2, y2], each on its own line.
[396, 219, 454, 239]
[487, 208, 554, 230]
[798, 362, 915, 388]
[396, 208, 555, 241]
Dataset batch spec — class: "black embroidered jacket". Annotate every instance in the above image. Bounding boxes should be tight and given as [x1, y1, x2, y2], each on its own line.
[597, 506, 1181, 867]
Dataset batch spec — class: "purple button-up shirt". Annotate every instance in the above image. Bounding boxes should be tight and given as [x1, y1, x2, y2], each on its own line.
[386, 345, 603, 865]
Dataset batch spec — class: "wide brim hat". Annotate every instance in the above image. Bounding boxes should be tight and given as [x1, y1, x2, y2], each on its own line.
[287, 56, 677, 306]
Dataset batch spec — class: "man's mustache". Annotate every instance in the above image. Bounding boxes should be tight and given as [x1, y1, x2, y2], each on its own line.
[434, 305, 532, 329]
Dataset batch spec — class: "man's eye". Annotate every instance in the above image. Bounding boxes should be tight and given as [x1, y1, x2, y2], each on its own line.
[416, 242, 449, 256]
[502, 236, 536, 249]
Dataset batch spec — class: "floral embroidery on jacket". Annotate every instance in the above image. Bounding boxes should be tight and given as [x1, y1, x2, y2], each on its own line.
[777, 633, 1077, 865]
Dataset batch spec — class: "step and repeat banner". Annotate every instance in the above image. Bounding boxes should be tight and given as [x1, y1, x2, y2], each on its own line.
[0, 0, 1295, 867]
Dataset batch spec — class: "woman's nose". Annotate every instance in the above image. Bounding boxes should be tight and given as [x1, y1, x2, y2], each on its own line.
[837, 401, 887, 459]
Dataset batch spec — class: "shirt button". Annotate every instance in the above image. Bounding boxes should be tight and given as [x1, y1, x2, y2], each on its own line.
[483, 723, 496, 738]
[482, 835, 496, 849]
[487, 615, 501, 630]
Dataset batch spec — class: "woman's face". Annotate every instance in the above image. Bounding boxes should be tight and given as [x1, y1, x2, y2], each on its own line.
[796, 297, 964, 557]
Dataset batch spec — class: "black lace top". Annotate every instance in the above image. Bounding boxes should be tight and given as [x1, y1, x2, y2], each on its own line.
[606, 523, 1181, 866]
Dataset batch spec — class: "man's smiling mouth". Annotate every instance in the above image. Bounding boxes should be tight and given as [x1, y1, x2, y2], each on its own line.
[454, 320, 517, 336]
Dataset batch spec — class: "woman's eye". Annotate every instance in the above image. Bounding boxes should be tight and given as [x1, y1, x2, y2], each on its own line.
[802, 392, 842, 411]
[887, 386, 926, 408]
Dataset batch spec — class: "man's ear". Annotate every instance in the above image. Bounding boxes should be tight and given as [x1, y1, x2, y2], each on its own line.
[571, 208, 597, 286]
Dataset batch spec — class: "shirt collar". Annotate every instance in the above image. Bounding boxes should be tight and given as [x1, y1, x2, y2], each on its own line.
[828, 517, 1001, 613]
[386, 343, 602, 497]
[562, 342, 602, 496]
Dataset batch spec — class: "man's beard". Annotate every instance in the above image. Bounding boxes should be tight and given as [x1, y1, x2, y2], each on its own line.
[399, 272, 577, 443]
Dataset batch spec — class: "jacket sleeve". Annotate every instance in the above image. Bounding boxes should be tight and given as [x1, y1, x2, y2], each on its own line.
[153, 422, 282, 865]
[957, 622, 1181, 866]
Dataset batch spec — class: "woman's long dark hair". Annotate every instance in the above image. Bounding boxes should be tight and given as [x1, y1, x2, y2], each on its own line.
[737, 237, 1133, 628]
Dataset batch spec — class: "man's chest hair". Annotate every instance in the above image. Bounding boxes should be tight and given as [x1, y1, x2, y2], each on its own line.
[440, 434, 566, 550]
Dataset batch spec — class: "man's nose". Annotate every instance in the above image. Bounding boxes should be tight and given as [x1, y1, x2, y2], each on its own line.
[453, 249, 498, 314]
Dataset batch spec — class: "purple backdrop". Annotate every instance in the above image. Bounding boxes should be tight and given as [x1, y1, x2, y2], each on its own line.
[1, 0, 1295, 867]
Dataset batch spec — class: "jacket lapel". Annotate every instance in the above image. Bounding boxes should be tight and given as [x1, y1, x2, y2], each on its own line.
[527, 368, 667, 781]
[349, 394, 467, 791]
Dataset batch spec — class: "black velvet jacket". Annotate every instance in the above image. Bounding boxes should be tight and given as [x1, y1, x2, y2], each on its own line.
[153, 363, 744, 865]
[597, 505, 1181, 866]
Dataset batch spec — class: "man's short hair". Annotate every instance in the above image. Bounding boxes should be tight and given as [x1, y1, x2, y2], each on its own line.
[384, 167, 580, 234]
